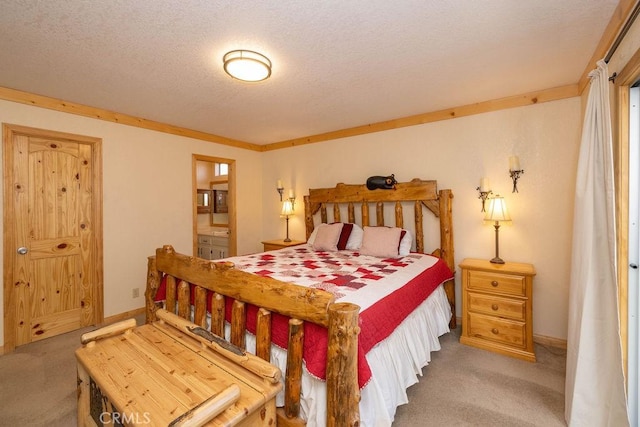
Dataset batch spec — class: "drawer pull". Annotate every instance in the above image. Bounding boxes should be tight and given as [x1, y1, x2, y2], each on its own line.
[491, 280, 499, 287]
[491, 328, 499, 335]
[491, 304, 499, 311]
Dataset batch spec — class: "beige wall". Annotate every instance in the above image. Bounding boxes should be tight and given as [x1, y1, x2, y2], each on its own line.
[0, 94, 582, 347]
[0, 99, 264, 346]
[262, 98, 582, 340]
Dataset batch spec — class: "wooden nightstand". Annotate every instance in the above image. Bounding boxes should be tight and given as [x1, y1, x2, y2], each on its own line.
[459, 258, 536, 362]
[261, 239, 306, 252]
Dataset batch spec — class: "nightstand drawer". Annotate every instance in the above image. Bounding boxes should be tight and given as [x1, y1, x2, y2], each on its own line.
[211, 236, 228, 246]
[467, 312, 526, 349]
[198, 234, 213, 245]
[467, 270, 526, 297]
[467, 292, 526, 321]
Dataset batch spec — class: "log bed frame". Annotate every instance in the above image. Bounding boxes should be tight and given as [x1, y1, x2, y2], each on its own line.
[145, 178, 454, 427]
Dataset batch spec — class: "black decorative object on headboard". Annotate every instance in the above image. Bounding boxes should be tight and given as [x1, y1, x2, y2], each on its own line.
[366, 174, 397, 190]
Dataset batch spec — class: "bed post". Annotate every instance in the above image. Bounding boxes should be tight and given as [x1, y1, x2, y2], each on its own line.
[145, 254, 161, 323]
[326, 302, 360, 427]
[438, 189, 456, 328]
[304, 195, 314, 240]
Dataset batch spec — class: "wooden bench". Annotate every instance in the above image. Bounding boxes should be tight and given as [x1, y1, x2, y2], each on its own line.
[76, 309, 282, 426]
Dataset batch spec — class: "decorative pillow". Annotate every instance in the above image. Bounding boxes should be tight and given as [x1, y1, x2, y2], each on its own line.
[311, 223, 344, 251]
[359, 226, 404, 258]
[308, 222, 361, 250]
[399, 228, 413, 256]
[307, 222, 351, 249]
[345, 224, 364, 250]
[337, 223, 354, 250]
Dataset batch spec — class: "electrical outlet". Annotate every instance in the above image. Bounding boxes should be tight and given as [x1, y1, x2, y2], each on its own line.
[132, 288, 140, 298]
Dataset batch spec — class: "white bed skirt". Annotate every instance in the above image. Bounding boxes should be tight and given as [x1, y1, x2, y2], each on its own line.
[235, 284, 452, 427]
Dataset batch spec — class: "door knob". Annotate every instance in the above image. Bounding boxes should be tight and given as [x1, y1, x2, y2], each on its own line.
[631, 263, 638, 269]
[17, 246, 28, 255]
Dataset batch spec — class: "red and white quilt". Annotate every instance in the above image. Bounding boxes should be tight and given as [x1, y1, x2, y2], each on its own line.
[156, 245, 454, 388]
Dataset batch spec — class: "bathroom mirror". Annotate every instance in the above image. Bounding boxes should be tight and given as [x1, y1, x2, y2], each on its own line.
[210, 181, 228, 226]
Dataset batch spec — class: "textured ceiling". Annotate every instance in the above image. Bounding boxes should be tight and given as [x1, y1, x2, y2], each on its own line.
[0, 1, 619, 145]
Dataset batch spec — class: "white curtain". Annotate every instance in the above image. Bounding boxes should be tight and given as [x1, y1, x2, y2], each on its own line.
[565, 59, 629, 426]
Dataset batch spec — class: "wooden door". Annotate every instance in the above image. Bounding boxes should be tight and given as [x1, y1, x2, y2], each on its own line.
[3, 124, 103, 352]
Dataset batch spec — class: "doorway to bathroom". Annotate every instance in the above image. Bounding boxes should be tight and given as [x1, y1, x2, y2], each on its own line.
[193, 154, 236, 259]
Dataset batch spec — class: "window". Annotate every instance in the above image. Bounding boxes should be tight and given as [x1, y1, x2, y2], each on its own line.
[215, 162, 229, 176]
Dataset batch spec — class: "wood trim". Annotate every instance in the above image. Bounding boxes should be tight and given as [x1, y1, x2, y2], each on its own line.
[90, 130, 105, 325]
[617, 84, 630, 382]
[0, 86, 262, 152]
[3, 124, 18, 352]
[263, 85, 578, 151]
[1, 84, 578, 153]
[533, 333, 567, 350]
[103, 307, 145, 324]
[612, 45, 640, 383]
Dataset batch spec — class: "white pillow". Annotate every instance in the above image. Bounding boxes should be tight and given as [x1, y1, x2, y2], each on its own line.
[311, 223, 343, 251]
[345, 224, 364, 250]
[399, 228, 413, 256]
[307, 227, 319, 245]
[359, 226, 403, 258]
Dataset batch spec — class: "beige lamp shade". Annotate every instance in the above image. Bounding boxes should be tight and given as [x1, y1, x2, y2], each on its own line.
[281, 200, 294, 216]
[484, 195, 512, 223]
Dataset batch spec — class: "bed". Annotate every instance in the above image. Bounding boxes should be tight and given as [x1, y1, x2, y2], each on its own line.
[145, 178, 455, 427]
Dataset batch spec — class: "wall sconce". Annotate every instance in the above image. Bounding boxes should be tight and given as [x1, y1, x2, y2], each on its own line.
[476, 177, 492, 212]
[484, 195, 512, 264]
[509, 156, 524, 193]
[277, 180, 284, 201]
[281, 200, 295, 242]
[276, 180, 296, 208]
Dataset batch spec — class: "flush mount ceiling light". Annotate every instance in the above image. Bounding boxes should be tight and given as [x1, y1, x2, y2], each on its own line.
[223, 50, 271, 82]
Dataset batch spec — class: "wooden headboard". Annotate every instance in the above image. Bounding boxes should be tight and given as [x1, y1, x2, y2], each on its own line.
[303, 178, 455, 327]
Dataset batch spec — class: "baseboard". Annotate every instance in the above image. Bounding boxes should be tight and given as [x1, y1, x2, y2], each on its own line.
[0, 308, 145, 355]
[533, 333, 567, 350]
[104, 307, 146, 324]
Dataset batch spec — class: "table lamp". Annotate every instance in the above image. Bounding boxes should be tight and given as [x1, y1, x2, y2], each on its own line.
[281, 200, 295, 242]
[484, 195, 512, 264]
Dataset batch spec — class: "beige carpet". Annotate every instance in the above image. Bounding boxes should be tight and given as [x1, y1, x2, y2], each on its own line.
[393, 328, 566, 426]
[0, 320, 566, 426]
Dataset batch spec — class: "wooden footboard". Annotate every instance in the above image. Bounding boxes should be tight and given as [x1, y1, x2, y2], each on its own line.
[145, 245, 360, 427]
